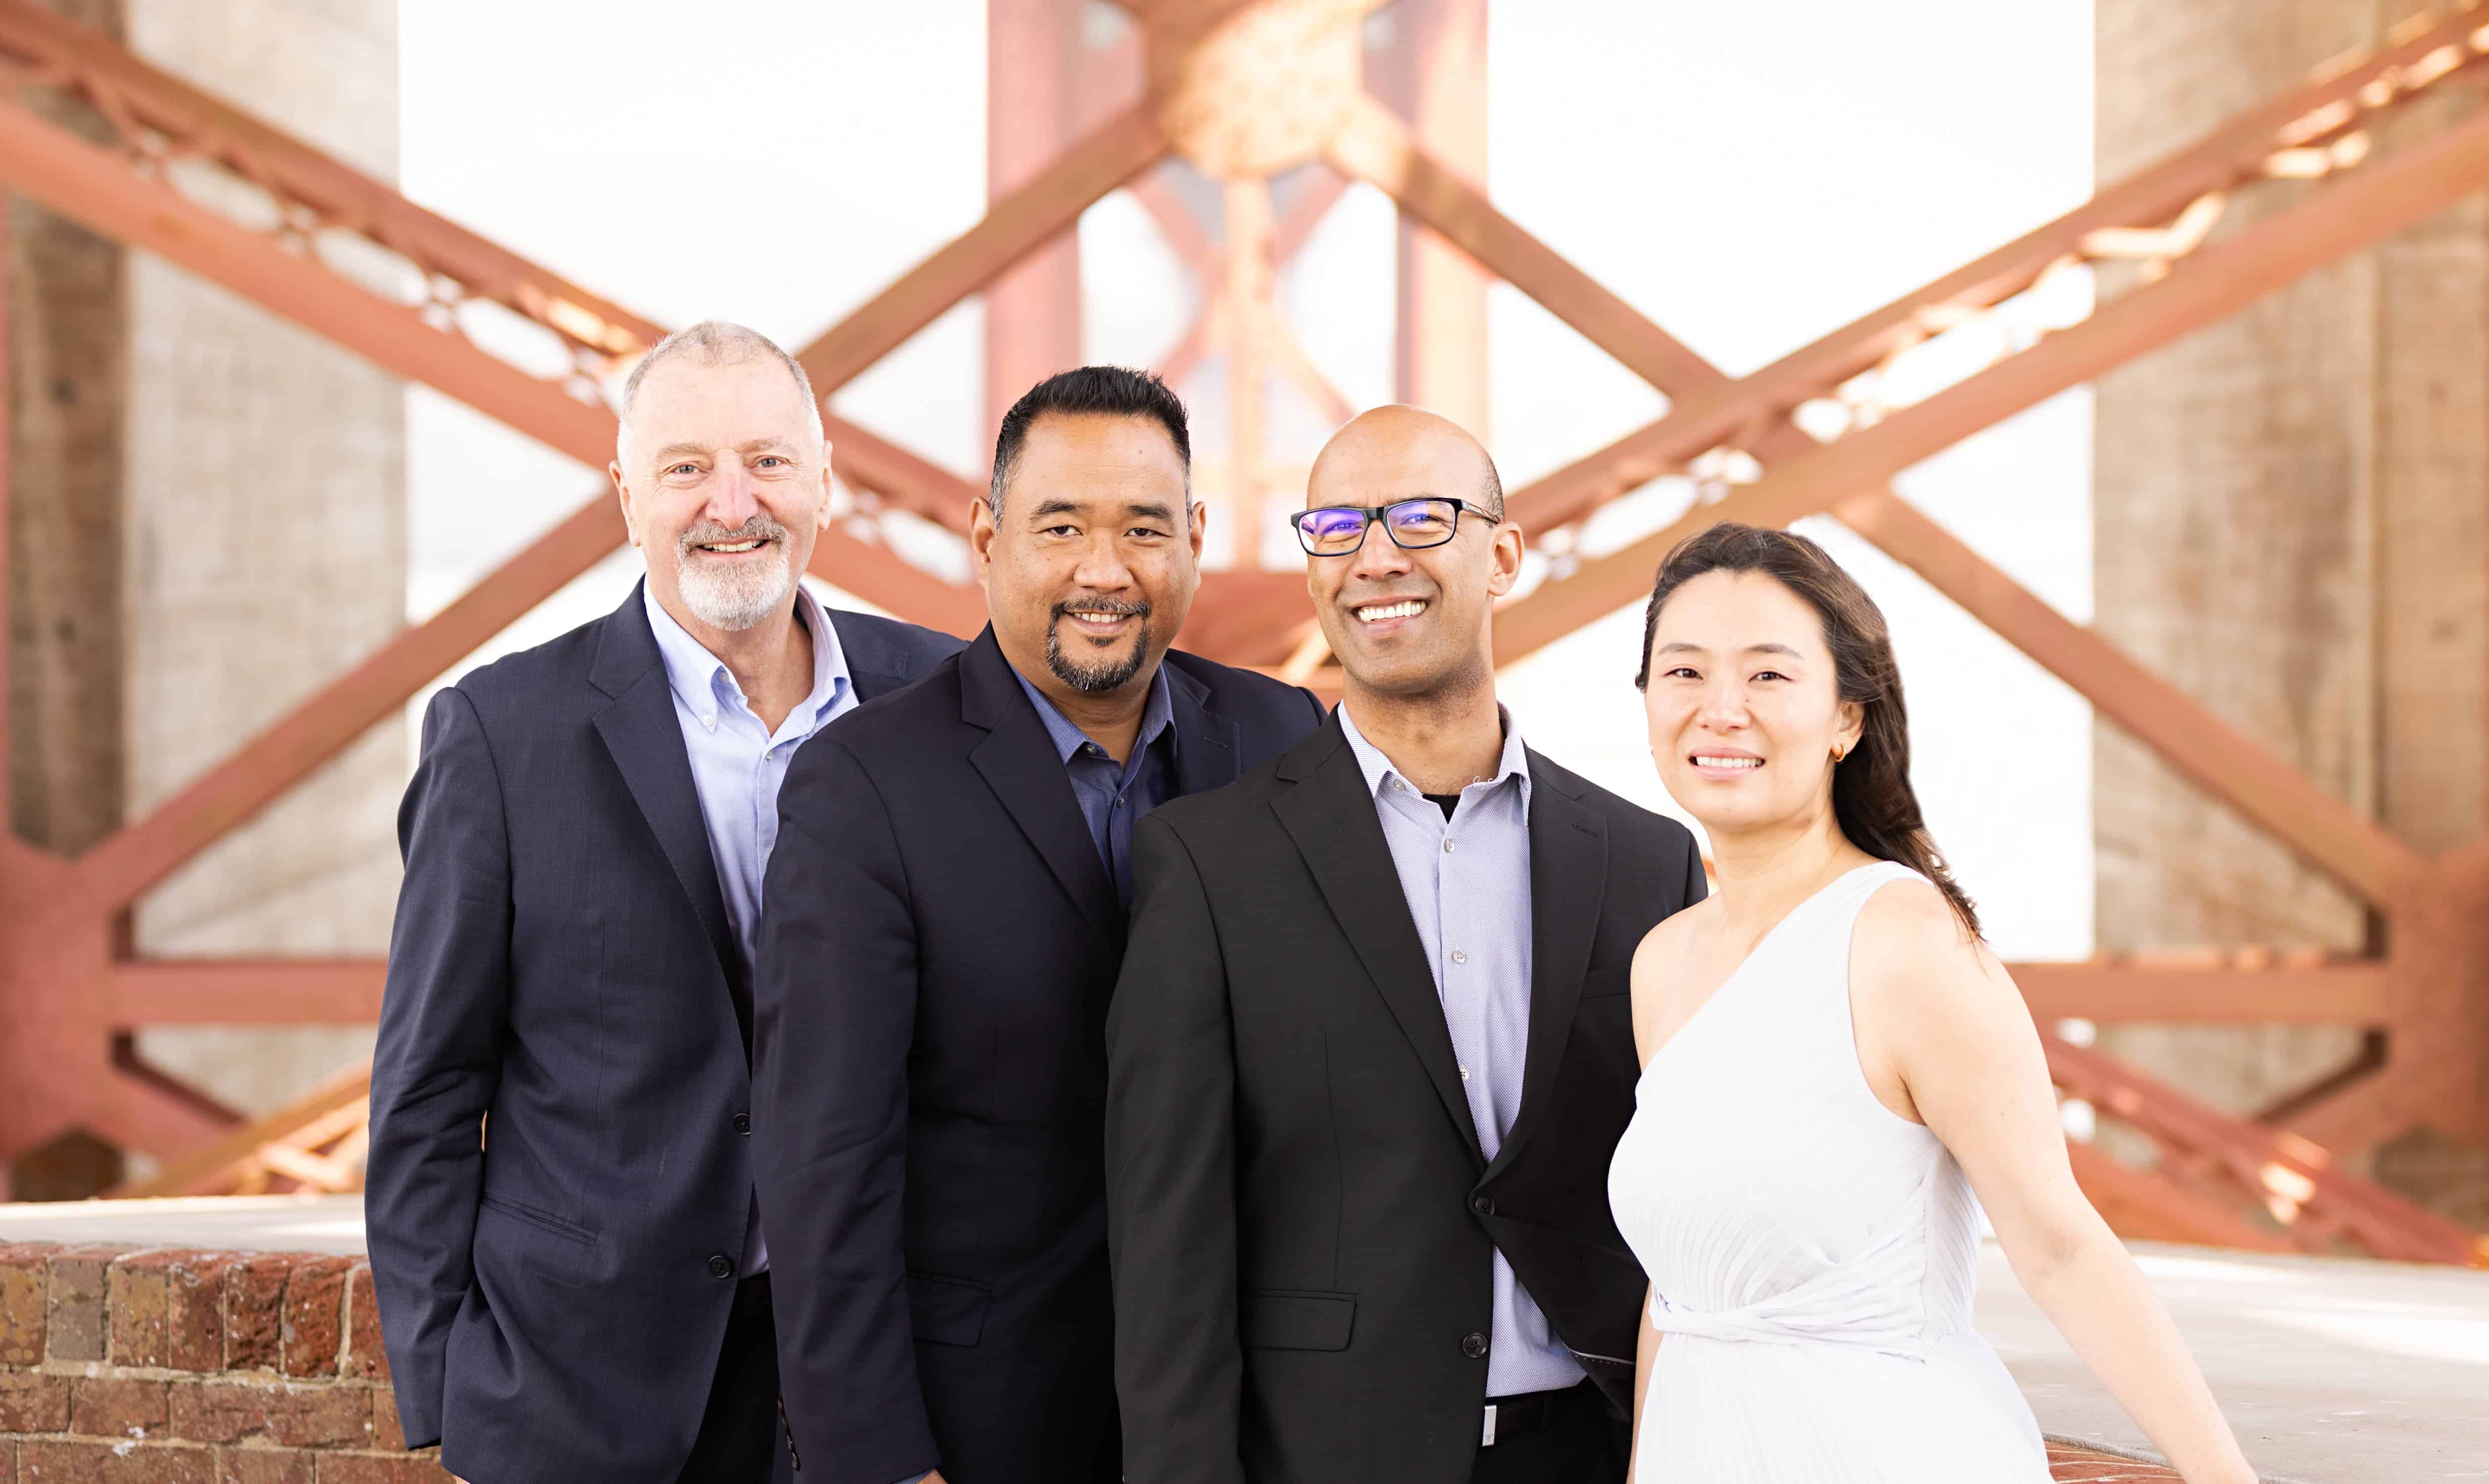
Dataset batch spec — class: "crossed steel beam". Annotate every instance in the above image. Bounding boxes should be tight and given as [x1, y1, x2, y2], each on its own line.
[0, 0, 2481, 1256]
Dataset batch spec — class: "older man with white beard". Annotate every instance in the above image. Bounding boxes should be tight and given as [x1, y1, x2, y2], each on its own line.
[366, 322, 963, 1484]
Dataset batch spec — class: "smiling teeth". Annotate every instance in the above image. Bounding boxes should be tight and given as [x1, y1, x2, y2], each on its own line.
[1357, 600, 1425, 622]
[1069, 610, 1128, 623]
[1694, 755, 1762, 769]
[702, 540, 763, 553]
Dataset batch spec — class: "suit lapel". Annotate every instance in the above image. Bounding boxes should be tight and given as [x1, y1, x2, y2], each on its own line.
[588, 585, 743, 1031]
[1487, 756, 1607, 1178]
[957, 631, 1119, 928]
[1271, 720, 1484, 1165]
[826, 608, 914, 703]
[1165, 658, 1240, 800]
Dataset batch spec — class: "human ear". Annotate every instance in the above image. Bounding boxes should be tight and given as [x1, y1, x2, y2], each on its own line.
[969, 498, 999, 582]
[1485, 520, 1526, 598]
[611, 461, 643, 549]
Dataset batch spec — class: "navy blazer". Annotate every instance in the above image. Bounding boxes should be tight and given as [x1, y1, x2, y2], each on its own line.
[366, 580, 962, 1483]
[752, 631, 1325, 1484]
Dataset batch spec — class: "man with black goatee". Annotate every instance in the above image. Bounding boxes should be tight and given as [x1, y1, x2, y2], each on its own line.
[752, 367, 1326, 1484]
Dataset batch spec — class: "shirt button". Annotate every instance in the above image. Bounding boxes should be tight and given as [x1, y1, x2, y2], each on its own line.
[1443, 839, 1456, 853]
[1462, 1332, 1490, 1359]
[1458, 1064, 1471, 1082]
[708, 1254, 735, 1280]
[1451, 949, 1468, 965]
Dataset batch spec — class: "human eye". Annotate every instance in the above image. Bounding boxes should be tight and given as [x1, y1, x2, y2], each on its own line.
[1752, 670, 1789, 683]
[1663, 666, 1701, 681]
[754, 455, 789, 469]
[665, 461, 701, 478]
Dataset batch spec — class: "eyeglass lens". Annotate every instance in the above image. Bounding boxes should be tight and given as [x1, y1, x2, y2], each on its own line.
[1296, 499, 1459, 554]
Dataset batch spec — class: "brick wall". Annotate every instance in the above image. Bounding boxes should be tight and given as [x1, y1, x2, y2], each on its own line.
[0, 1242, 450, 1482]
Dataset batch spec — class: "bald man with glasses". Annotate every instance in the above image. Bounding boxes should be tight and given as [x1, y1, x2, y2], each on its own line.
[1104, 407, 1708, 1484]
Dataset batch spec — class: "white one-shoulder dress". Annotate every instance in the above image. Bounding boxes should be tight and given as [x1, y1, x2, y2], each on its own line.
[1608, 862, 2051, 1482]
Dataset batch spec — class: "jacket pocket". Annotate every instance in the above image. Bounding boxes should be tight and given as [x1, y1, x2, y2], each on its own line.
[908, 1271, 992, 1347]
[1579, 966, 1632, 999]
[1240, 1290, 1356, 1351]
[478, 1193, 597, 1243]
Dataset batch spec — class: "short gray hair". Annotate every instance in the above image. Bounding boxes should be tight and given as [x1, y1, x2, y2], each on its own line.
[616, 319, 824, 462]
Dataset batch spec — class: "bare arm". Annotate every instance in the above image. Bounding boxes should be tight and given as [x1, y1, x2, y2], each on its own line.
[1620, 922, 1690, 1482]
[1626, 1287, 1659, 1484]
[1854, 883, 2256, 1484]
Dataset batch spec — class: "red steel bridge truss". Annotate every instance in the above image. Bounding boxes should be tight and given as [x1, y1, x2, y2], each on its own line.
[0, 0, 2478, 1262]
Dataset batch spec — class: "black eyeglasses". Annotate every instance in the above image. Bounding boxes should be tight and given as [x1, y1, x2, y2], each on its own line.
[1291, 498, 1499, 557]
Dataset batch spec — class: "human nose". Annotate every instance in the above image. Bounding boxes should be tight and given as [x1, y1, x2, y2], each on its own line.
[1070, 529, 1136, 592]
[1694, 674, 1749, 731]
[700, 461, 761, 529]
[1343, 514, 1412, 583]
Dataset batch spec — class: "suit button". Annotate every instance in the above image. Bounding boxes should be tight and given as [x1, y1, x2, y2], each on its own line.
[1462, 1332, 1489, 1359]
[708, 1254, 735, 1280]
[1471, 1195, 1493, 1217]
[733, 1112, 752, 1135]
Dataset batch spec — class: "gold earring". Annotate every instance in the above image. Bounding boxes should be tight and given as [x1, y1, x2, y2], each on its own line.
[1832, 744, 1848, 762]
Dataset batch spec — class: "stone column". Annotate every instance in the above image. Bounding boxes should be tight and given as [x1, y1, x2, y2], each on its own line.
[5, 0, 126, 1199]
[121, 0, 405, 1126]
[2093, 0, 2489, 1217]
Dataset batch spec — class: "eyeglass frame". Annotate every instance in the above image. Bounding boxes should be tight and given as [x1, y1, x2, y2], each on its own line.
[1289, 497, 1504, 556]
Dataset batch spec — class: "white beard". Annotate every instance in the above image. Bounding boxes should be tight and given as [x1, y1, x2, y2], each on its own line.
[675, 544, 793, 631]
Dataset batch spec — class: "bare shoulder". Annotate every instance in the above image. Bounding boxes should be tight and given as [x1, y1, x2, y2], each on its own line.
[1851, 874, 2019, 1026]
[1632, 893, 1716, 976]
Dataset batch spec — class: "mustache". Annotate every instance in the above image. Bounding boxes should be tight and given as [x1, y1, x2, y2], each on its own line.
[677, 515, 790, 554]
[1052, 596, 1151, 620]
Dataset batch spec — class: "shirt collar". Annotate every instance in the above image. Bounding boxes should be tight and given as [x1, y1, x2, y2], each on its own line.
[1337, 699, 1532, 805]
[1013, 663, 1178, 768]
[641, 579, 849, 734]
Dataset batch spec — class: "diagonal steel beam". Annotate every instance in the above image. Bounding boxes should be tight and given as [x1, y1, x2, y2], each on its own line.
[0, 0, 664, 358]
[1489, 97, 2489, 691]
[1490, 6, 2489, 531]
[1326, 90, 1721, 395]
[1830, 489, 2424, 904]
[1315, 79, 2454, 900]
[796, 102, 1168, 396]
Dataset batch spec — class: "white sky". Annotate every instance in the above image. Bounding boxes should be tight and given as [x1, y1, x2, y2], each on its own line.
[400, 0, 2097, 958]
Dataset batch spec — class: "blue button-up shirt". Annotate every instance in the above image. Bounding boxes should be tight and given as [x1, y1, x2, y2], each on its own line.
[1013, 667, 1179, 907]
[1336, 702, 1582, 1399]
[644, 582, 855, 1275]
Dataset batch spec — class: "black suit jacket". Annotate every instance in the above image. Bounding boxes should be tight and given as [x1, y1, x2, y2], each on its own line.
[1104, 714, 1708, 1484]
[752, 631, 1325, 1484]
[366, 581, 961, 1483]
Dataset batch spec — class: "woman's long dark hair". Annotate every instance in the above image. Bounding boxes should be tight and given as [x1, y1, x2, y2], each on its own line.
[1634, 522, 1980, 938]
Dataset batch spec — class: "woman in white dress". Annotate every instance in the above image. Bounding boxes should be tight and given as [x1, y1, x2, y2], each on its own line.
[1609, 523, 2256, 1484]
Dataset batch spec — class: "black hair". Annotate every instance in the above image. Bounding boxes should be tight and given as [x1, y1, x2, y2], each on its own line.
[989, 365, 1192, 515]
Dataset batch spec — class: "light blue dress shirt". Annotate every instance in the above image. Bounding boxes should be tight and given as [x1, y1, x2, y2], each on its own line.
[1336, 702, 1585, 1400]
[1012, 666, 1179, 906]
[643, 581, 856, 1276]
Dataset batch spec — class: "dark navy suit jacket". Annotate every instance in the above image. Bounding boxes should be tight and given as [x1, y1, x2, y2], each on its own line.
[366, 580, 962, 1483]
[752, 630, 1325, 1484]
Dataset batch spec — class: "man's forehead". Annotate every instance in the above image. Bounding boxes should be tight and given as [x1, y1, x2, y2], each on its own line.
[1019, 411, 1183, 465]
[630, 363, 814, 449]
[635, 357, 808, 417]
[1307, 437, 1467, 501]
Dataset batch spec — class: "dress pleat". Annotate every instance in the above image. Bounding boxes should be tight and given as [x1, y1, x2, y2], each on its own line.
[1608, 862, 2052, 1482]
